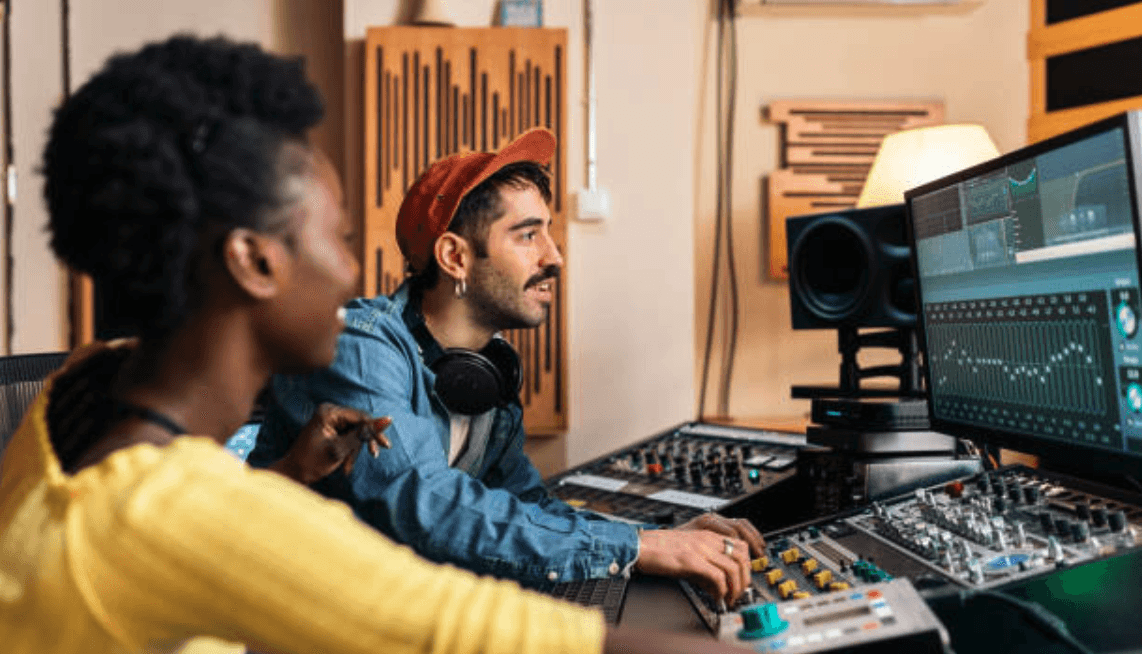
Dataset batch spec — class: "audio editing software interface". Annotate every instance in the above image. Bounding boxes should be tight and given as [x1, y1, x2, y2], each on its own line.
[909, 127, 1142, 455]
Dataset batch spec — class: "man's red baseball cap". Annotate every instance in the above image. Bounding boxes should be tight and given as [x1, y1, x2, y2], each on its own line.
[396, 127, 556, 272]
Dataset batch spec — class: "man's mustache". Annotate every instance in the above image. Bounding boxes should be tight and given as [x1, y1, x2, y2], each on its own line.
[525, 265, 561, 289]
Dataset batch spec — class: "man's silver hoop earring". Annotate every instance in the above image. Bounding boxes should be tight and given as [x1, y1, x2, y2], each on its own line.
[454, 278, 467, 299]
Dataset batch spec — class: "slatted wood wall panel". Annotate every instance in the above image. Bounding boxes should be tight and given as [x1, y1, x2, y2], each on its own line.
[763, 100, 944, 279]
[1029, 1, 1142, 143]
[364, 26, 568, 435]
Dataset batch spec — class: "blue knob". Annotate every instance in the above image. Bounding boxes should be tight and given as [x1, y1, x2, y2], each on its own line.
[739, 602, 788, 640]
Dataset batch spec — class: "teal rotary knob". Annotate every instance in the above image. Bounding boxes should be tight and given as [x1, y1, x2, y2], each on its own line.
[738, 602, 788, 640]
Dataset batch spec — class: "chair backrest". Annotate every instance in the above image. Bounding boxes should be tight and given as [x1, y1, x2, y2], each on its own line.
[0, 352, 70, 460]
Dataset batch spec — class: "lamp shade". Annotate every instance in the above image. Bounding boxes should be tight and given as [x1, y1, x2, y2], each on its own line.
[856, 124, 1000, 208]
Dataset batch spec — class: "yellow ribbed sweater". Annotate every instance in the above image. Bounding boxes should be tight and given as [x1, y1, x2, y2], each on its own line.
[0, 367, 603, 654]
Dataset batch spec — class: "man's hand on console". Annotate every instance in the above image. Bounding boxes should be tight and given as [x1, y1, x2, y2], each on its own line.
[269, 403, 392, 485]
[677, 513, 766, 556]
[635, 514, 765, 604]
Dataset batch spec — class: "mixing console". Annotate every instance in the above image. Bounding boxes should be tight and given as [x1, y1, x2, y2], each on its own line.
[681, 464, 1142, 633]
[546, 422, 808, 527]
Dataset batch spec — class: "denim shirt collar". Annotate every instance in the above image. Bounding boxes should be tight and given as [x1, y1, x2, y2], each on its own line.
[397, 284, 448, 369]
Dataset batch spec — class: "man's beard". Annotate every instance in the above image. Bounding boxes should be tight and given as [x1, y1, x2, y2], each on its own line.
[466, 261, 559, 332]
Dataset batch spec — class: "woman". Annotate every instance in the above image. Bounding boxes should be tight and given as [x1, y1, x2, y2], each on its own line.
[0, 35, 745, 654]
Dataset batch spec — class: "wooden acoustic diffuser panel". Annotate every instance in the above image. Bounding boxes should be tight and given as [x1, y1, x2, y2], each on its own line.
[764, 100, 944, 279]
[1029, 0, 1142, 143]
[364, 26, 568, 434]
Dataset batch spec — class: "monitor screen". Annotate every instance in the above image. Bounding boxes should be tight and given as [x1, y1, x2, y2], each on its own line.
[906, 112, 1142, 478]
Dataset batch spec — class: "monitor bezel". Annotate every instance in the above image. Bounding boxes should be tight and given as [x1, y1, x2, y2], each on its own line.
[904, 111, 1142, 479]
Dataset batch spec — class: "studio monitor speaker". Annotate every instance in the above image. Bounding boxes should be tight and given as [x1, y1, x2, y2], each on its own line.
[786, 204, 916, 330]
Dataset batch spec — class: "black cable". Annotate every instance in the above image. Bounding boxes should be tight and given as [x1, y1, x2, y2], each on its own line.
[1, 0, 13, 355]
[697, 0, 726, 420]
[716, 0, 739, 417]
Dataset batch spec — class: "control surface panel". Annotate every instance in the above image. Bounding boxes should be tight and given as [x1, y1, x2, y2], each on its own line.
[546, 422, 807, 526]
[717, 579, 949, 654]
[682, 465, 1142, 633]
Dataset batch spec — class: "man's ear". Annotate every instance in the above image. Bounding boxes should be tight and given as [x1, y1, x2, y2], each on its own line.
[434, 232, 472, 280]
[222, 228, 289, 300]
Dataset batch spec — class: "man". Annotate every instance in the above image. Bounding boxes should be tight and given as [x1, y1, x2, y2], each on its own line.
[250, 127, 763, 601]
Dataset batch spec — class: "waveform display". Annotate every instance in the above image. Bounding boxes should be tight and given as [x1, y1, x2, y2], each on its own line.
[924, 290, 1121, 447]
[965, 172, 1010, 225]
[1009, 166, 1038, 202]
[928, 317, 1108, 415]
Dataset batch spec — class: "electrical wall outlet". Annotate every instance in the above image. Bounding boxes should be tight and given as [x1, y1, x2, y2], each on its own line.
[574, 187, 611, 221]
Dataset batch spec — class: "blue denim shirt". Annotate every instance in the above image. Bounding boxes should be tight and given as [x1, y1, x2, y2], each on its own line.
[248, 283, 640, 586]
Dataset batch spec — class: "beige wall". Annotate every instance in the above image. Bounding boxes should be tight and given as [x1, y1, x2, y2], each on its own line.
[10, 1, 66, 353]
[695, 0, 1031, 423]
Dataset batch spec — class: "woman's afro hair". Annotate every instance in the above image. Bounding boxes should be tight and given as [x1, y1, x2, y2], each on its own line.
[43, 34, 324, 338]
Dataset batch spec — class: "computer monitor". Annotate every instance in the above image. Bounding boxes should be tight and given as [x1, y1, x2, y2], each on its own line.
[905, 112, 1142, 480]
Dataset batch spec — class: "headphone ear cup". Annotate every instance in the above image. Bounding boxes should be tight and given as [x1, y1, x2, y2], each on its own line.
[432, 349, 505, 416]
[480, 337, 522, 403]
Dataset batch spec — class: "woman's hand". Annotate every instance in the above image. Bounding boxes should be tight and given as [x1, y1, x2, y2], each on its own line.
[270, 403, 391, 485]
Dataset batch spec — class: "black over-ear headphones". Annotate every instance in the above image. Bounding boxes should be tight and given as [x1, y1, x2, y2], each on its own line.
[432, 337, 522, 415]
[404, 301, 522, 415]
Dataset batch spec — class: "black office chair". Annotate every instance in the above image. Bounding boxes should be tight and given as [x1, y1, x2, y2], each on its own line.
[0, 352, 70, 460]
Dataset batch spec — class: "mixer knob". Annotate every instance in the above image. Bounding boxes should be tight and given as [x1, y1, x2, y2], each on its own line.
[995, 531, 1008, 551]
[976, 474, 990, 492]
[1040, 512, 1055, 533]
[1014, 522, 1027, 548]
[1026, 485, 1042, 504]
[1076, 502, 1091, 522]
[942, 550, 956, 571]
[968, 558, 985, 584]
[994, 495, 1008, 514]
[991, 477, 1009, 497]
[1109, 510, 1128, 533]
[1092, 506, 1109, 528]
[1054, 517, 1072, 536]
[1047, 535, 1064, 562]
[738, 603, 788, 640]
[1008, 484, 1022, 503]
[1071, 521, 1091, 543]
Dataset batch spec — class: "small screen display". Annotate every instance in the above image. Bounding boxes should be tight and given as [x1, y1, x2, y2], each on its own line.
[803, 605, 873, 627]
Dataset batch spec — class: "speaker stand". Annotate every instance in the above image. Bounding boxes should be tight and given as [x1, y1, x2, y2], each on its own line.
[791, 325, 924, 399]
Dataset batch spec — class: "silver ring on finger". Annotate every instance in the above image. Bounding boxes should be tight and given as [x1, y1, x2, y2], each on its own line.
[723, 538, 735, 556]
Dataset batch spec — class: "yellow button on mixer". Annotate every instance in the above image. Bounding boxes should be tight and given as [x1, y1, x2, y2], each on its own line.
[812, 570, 833, 589]
[765, 568, 785, 586]
[777, 580, 798, 599]
[780, 547, 801, 565]
[828, 581, 851, 592]
[791, 591, 812, 600]
[751, 556, 769, 572]
[801, 559, 819, 575]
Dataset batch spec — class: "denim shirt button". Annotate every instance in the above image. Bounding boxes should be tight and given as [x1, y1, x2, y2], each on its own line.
[607, 561, 620, 575]
[547, 571, 558, 582]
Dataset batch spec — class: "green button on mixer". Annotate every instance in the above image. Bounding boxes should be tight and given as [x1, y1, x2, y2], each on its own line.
[738, 602, 788, 640]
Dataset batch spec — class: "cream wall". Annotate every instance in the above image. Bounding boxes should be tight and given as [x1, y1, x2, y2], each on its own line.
[10, 1, 66, 353]
[10, 0, 279, 355]
[695, 0, 1031, 422]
